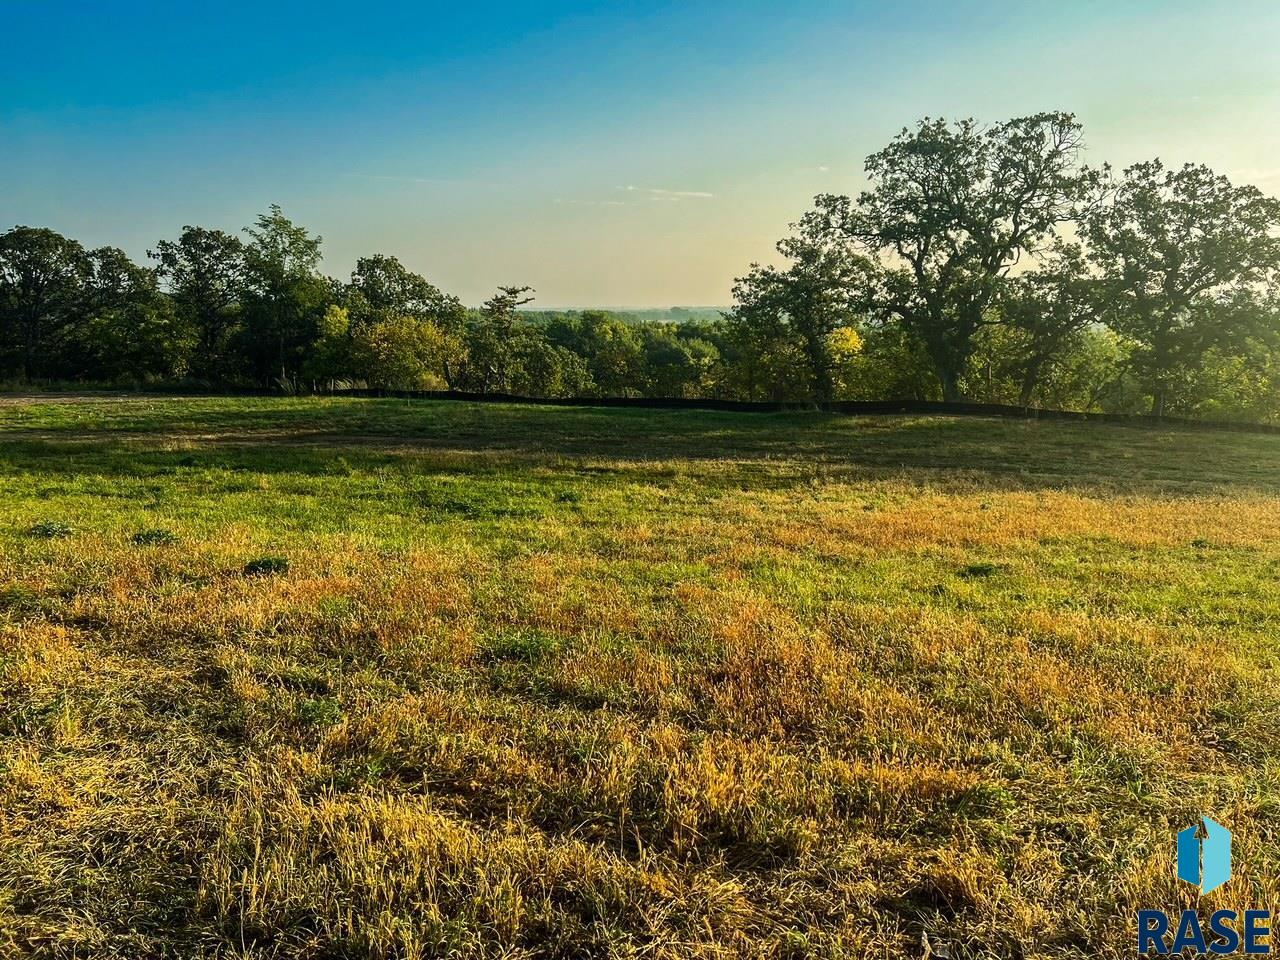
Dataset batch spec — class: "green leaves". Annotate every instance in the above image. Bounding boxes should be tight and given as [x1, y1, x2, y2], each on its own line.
[1085, 161, 1280, 414]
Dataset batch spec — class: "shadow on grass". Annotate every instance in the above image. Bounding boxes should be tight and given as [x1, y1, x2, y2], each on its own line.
[1, 397, 1280, 495]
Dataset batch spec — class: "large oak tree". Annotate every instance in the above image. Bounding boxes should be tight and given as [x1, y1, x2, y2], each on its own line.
[803, 113, 1099, 399]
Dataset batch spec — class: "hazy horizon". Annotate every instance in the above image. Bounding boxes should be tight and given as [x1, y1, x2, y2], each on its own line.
[4, 0, 1279, 307]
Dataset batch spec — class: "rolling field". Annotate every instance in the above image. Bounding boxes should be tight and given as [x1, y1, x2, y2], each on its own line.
[1, 396, 1279, 958]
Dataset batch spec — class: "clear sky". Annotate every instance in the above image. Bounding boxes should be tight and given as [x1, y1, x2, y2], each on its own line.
[3, 1, 1278, 306]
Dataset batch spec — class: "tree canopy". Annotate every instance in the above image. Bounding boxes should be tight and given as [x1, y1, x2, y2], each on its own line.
[1085, 161, 1280, 415]
[799, 113, 1101, 399]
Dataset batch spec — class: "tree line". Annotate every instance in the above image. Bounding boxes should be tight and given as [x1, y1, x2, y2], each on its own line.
[2, 112, 1279, 420]
[0, 206, 727, 401]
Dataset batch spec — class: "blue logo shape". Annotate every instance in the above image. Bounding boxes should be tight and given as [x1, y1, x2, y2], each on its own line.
[1177, 816, 1231, 895]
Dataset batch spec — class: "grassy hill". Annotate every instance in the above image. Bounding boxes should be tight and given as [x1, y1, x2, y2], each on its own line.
[1, 396, 1278, 958]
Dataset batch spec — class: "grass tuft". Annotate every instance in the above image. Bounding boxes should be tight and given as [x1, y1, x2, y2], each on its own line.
[243, 556, 290, 577]
[131, 527, 180, 546]
[27, 519, 74, 539]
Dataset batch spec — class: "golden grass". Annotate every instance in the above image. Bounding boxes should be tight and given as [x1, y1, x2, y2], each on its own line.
[1, 398, 1278, 957]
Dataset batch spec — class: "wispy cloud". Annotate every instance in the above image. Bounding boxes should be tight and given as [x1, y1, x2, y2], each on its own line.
[348, 173, 492, 187]
[554, 198, 632, 206]
[622, 185, 715, 199]
[555, 185, 717, 207]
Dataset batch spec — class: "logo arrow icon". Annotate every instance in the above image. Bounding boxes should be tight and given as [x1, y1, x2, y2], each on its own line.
[1177, 816, 1231, 895]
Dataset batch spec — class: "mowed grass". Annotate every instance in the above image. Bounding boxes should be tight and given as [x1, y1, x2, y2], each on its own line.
[1, 396, 1279, 959]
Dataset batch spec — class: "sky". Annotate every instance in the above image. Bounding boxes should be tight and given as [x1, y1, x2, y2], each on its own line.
[3, 1, 1279, 307]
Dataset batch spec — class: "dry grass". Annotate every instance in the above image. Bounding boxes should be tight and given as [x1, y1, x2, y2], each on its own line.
[0, 397, 1278, 958]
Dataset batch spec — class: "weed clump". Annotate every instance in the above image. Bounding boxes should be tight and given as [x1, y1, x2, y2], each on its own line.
[132, 528, 180, 547]
[243, 556, 290, 577]
[482, 630, 562, 664]
[28, 520, 74, 539]
[296, 697, 342, 727]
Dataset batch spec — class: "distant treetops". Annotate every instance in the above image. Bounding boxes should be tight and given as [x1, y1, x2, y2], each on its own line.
[3, 114, 1279, 420]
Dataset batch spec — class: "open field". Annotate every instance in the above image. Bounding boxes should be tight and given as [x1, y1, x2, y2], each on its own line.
[1, 396, 1279, 958]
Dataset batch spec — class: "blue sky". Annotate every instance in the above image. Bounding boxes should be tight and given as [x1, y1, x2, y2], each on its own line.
[3, 1, 1278, 306]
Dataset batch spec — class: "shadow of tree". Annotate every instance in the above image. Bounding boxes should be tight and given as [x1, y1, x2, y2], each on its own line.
[1, 396, 1279, 497]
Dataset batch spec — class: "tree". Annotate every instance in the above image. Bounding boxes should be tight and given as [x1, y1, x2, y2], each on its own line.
[839, 321, 938, 401]
[572, 311, 644, 397]
[456, 286, 535, 392]
[640, 325, 718, 398]
[304, 304, 355, 387]
[1178, 338, 1280, 422]
[727, 234, 872, 403]
[721, 304, 810, 402]
[149, 226, 246, 380]
[826, 324, 864, 397]
[1085, 161, 1280, 415]
[803, 113, 1099, 399]
[239, 205, 332, 386]
[510, 339, 595, 398]
[349, 313, 458, 390]
[998, 245, 1101, 406]
[346, 254, 464, 331]
[76, 246, 190, 381]
[0, 226, 91, 379]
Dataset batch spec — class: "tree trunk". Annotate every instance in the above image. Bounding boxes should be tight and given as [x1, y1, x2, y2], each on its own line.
[923, 328, 965, 402]
[21, 316, 37, 383]
[804, 335, 834, 405]
[938, 367, 961, 402]
[1150, 332, 1171, 418]
[1019, 358, 1044, 408]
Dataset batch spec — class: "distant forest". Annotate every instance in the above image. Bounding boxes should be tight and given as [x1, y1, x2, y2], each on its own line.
[3, 112, 1279, 420]
[526, 307, 727, 324]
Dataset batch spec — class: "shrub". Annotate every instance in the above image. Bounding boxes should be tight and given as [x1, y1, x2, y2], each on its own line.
[28, 520, 74, 539]
[243, 556, 290, 577]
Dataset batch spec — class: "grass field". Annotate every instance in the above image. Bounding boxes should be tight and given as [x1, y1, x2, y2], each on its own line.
[1, 396, 1278, 958]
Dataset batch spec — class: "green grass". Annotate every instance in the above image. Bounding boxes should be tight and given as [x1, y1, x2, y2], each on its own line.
[1, 396, 1278, 958]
